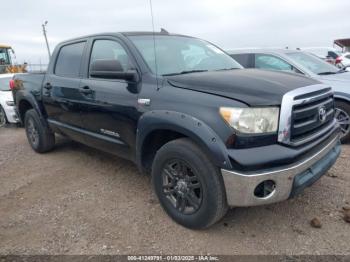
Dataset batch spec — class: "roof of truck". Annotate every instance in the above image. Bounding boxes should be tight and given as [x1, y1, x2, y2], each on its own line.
[121, 31, 191, 37]
[59, 31, 193, 44]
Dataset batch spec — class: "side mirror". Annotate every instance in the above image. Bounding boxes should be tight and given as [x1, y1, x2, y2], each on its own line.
[90, 59, 137, 81]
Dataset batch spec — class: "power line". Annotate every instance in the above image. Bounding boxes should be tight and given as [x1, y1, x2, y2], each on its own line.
[42, 21, 51, 60]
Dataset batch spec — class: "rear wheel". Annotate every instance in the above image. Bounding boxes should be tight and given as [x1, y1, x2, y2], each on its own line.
[25, 109, 55, 153]
[0, 106, 7, 127]
[152, 138, 228, 229]
[335, 101, 350, 143]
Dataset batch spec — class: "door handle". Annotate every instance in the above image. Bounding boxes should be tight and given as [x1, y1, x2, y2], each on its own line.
[79, 86, 93, 95]
[44, 82, 52, 90]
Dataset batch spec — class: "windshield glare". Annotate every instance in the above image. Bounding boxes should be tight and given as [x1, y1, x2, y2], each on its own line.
[287, 52, 339, 75]
[0, 77, 10, 91]
[128, 35, 242, 75]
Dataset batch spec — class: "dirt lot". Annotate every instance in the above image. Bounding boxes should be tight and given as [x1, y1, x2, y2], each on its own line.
[0, 126, 349, 255]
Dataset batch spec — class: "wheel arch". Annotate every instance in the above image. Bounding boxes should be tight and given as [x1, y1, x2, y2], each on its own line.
[136, 110, 232, 174]
[17, 95, 46, 127]
[334, 93, 350, 104]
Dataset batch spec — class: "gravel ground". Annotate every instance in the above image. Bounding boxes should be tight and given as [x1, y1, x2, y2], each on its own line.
[0, 126, 349, 255]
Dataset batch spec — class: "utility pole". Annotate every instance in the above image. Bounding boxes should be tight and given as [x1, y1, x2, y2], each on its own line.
[42, 21, 51, 60]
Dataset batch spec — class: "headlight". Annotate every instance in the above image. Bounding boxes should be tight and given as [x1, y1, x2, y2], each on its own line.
[219, 107, 280, 134]
[6, 101, 15, 106]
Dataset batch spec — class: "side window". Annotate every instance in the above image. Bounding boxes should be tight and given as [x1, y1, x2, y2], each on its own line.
[255, 54, 293, 71]
[89, 40, 131, 73]
[0, 48, 11, 65]
[55, 42, 86, 77]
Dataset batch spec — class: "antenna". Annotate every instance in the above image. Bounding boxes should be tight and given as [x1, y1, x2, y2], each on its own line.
[149, 0, 159, 89]
[42, 21, 51, 60]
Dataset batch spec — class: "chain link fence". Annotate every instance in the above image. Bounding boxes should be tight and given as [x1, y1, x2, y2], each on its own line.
[0, 64, 48, 74]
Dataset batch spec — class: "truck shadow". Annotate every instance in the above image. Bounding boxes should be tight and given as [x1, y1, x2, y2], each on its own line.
[1, 123, 20, 129]
[52, 134, 139, 175]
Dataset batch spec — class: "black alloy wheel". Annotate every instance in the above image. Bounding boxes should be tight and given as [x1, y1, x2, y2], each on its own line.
[162, 159, 203, 215]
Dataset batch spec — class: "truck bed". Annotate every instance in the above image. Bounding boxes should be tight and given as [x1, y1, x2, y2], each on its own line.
[13, 72, 46, 102]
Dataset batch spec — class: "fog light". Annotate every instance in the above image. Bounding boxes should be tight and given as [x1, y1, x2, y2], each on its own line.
[254, 180, 276, 198]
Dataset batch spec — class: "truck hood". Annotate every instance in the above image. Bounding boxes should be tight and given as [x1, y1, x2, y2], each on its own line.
[166, 69, 319, 106]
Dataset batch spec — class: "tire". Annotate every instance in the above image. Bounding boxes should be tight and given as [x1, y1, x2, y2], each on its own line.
[335, 101, 350, 143]
[152, 138, 228, 229]
[24, 109, 55, 153]
[0, 106, 7, 127]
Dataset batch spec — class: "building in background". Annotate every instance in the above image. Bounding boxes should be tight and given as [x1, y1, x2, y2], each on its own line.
[334, 38, 350, 52]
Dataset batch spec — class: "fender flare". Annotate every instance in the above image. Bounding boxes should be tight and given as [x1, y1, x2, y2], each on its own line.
[136, 110, 232, 171]
[334, 92, 350, 103]
[16, 92, 48, 127]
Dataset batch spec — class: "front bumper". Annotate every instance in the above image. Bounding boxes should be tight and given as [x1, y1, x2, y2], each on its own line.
[221, 135, 341, 207]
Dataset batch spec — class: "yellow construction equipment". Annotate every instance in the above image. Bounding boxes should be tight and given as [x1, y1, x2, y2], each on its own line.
[0, 44, 27, 74]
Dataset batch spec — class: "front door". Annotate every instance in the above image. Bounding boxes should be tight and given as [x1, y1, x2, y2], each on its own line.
[79, 38, 140, 160]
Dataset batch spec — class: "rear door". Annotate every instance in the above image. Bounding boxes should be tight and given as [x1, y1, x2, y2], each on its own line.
[43, 41, 87, 141]
[78, 37, 140, 159]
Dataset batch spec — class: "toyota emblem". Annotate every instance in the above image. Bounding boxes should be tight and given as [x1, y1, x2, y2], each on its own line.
[318, 106, 327, 123]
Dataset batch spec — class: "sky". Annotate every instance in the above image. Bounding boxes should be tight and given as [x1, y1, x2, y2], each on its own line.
[1, 0, 350, 65]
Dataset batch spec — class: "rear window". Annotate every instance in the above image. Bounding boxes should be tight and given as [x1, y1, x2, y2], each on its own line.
[0, 77, 10, 91]
[55, 42, 86, 77]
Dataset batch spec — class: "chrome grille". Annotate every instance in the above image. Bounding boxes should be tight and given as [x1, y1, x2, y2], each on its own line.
[291, 89, 334, 142]
[278, 84, 336, 146]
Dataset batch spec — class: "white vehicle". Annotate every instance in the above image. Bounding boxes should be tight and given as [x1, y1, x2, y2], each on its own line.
[0, 74, 19, 126]
[339, 52, 350, 71]
[342, 52, 350, 59]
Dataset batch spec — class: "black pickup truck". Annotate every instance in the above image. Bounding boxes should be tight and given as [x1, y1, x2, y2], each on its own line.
[12, 31, 341, 229]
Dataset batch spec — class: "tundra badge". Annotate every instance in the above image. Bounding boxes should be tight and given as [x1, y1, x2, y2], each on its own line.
[100, 129, 120, 138]
[138, 98, 151, 106]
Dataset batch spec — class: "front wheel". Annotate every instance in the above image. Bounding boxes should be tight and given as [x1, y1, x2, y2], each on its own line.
[152, 138, 228, 229]
[335, 101, 350, 143]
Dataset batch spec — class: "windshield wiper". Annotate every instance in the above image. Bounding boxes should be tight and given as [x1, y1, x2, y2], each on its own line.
[215, 67, 240, 71]
[318, 71, 337, 75]
[163, 70, 208, 76]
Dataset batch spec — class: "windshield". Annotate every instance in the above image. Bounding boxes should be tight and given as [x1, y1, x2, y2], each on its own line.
[128, 35, 242, 75]
[0, 48, 11, 65]
[287, 52, 339, 75]
[0, 77, 10, 91]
